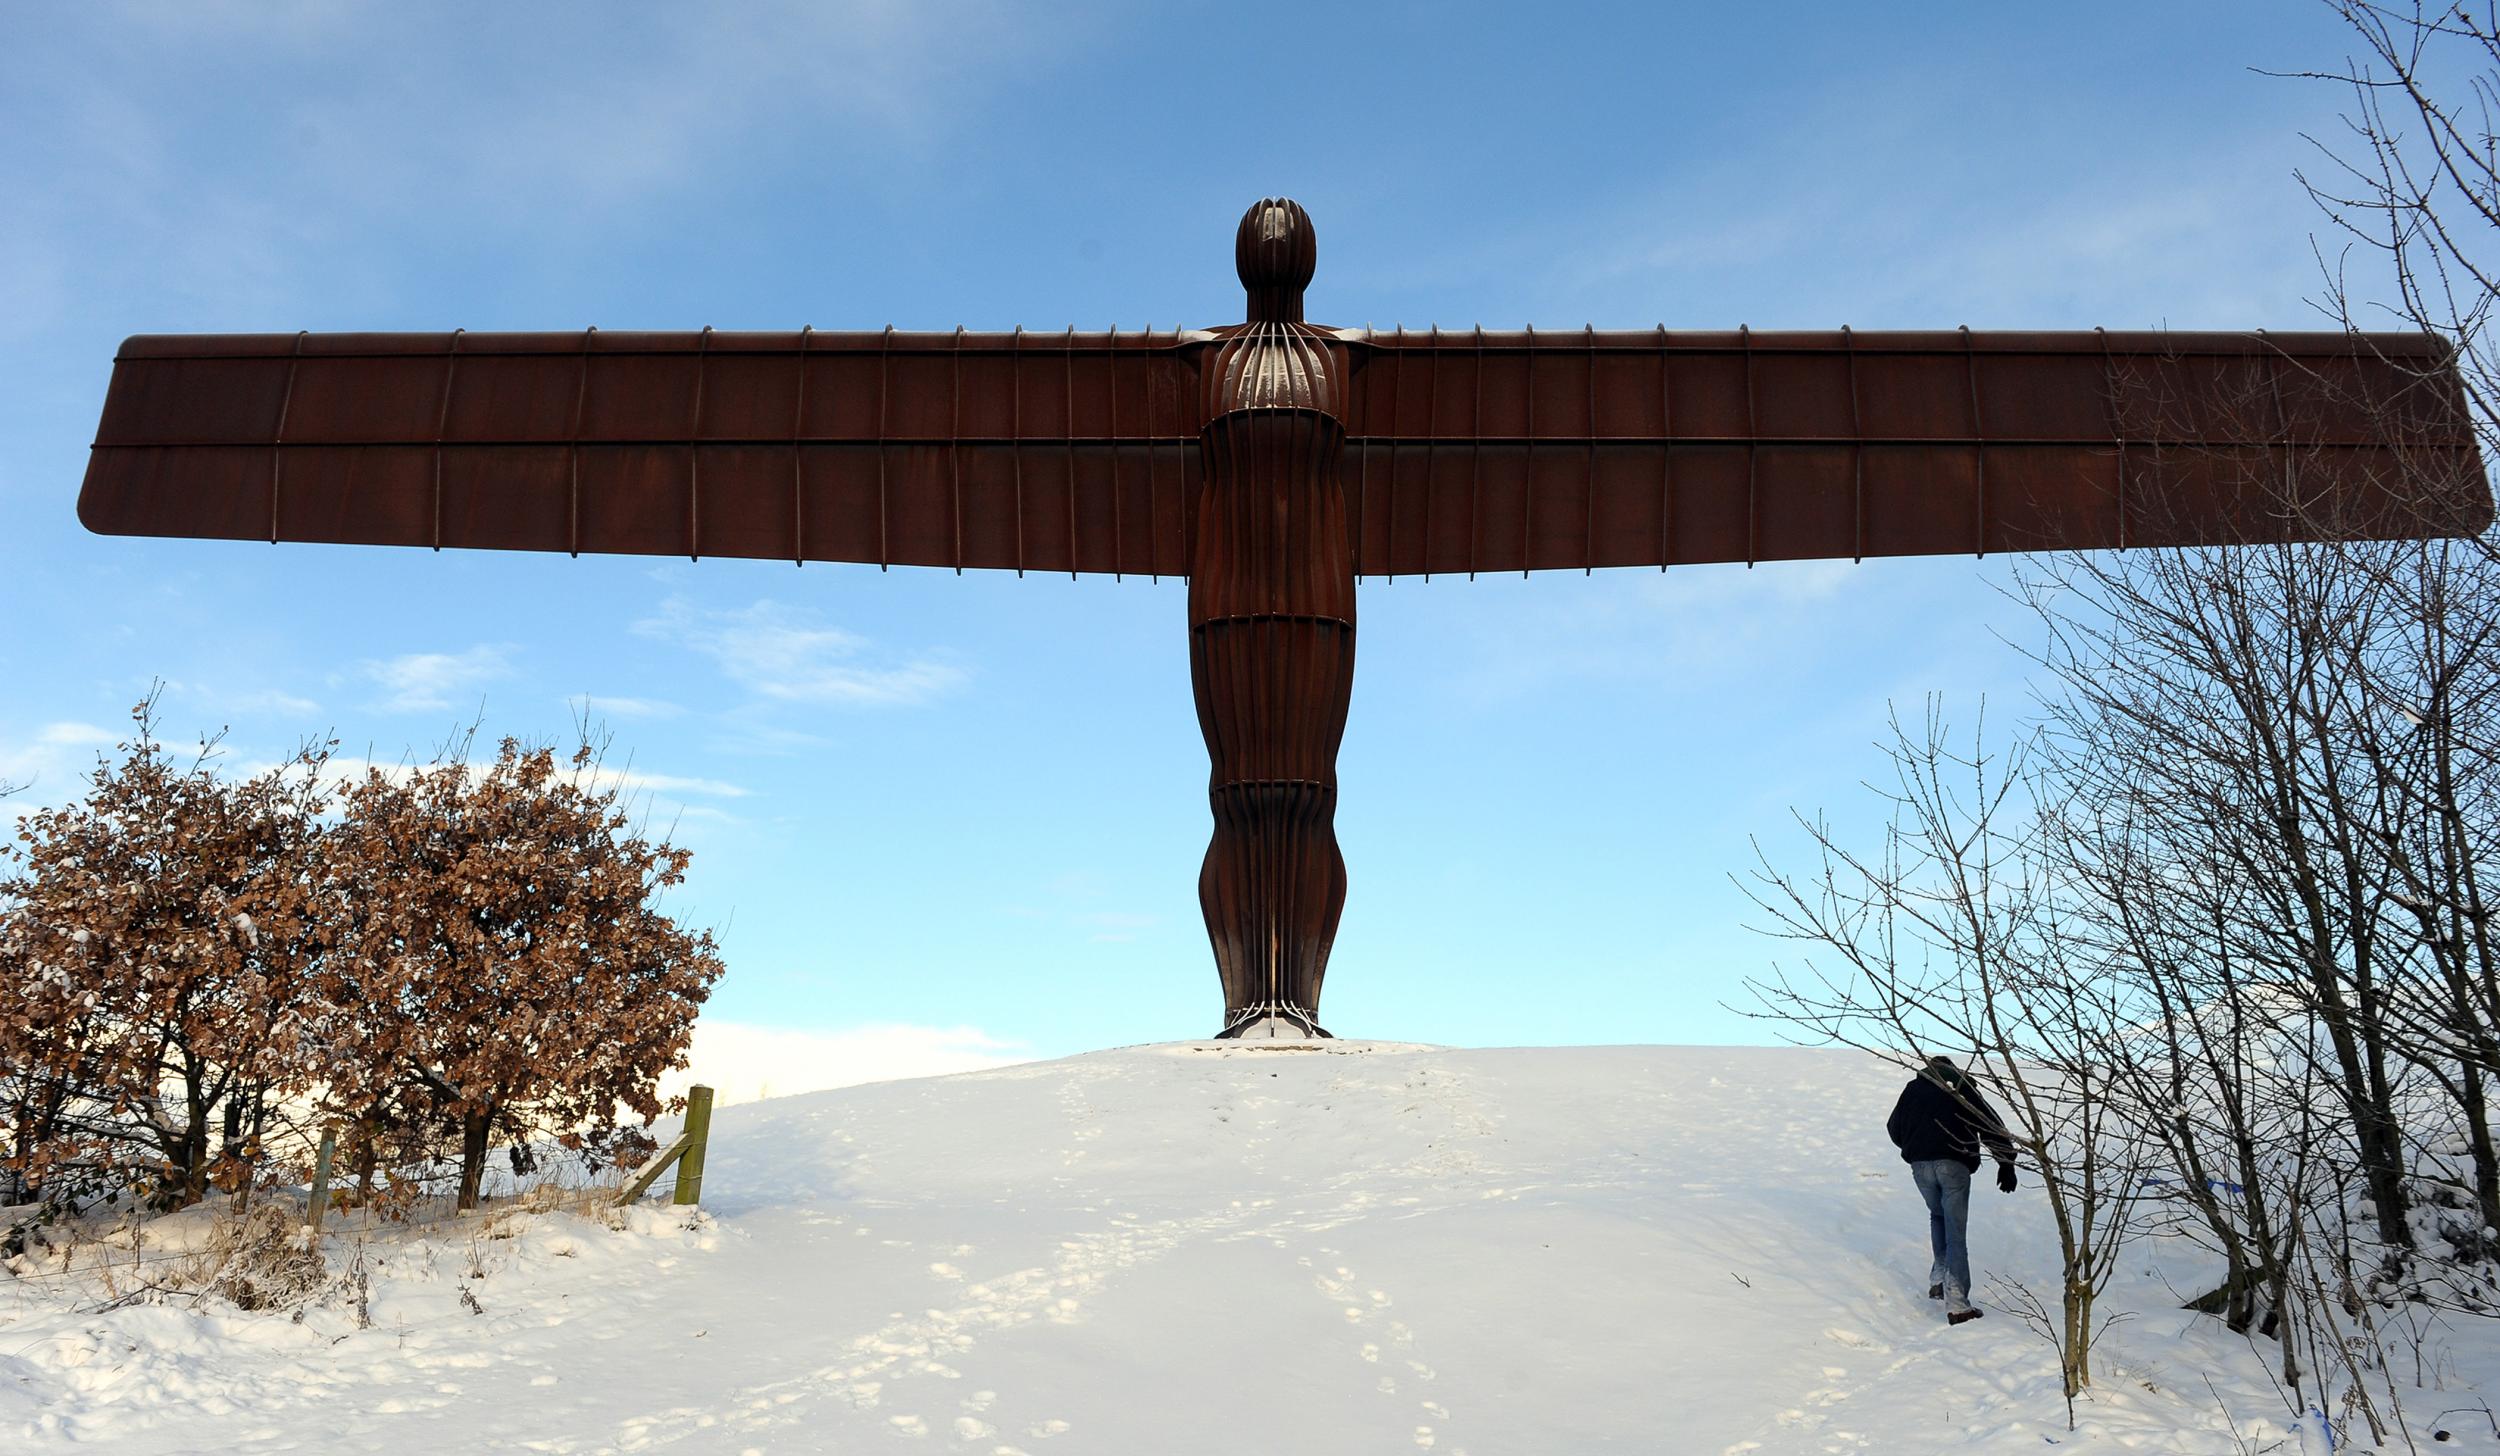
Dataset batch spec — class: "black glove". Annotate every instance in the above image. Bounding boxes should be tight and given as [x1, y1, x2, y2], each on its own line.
[1996, 1163, 2017, 1193]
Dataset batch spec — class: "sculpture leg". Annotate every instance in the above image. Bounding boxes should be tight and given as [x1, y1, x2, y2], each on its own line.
[1193, 637, 1353, 1035]
[1188, 409, 1355, 1037]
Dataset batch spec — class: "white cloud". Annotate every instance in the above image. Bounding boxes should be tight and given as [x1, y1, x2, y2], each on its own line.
[163, 680, 323, 719]
[658, 1019, 1029, 1108]
[35, 722, 115, 748]
[262, 753, 746, 803]
[0, 722, 117, 807]
[1080, 910, 1158, 944]
[225, 689, 322, 717]
[1413, 559, 1873, 708]
[1527, 94, 2331, 334]
[997, 872, 1161, 944]
[592, 766, 749, 801]
[704, 719, 836, 758]
[271, 4, 1070, 220]
[634, 597, 964, 707]
[567, 694, 683, 720]
[356, 646, 514, 714]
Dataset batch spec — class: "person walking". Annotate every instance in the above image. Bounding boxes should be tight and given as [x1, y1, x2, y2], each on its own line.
[1886, 1054, 2018, 1326]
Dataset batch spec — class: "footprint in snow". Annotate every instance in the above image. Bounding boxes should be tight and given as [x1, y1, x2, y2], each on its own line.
[1823, 1327, 1888, 1352]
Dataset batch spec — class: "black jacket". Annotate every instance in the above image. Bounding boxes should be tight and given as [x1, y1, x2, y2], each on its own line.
[1886, 1066, 2016, 1172]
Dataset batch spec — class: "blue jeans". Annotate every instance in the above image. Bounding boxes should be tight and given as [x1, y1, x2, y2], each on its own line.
[1911, 1159, 1975, 1312]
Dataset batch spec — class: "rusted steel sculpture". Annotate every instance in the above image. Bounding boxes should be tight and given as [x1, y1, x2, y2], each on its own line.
[78, 198, 2492, 1039]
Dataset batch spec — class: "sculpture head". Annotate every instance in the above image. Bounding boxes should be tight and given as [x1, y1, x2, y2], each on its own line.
[1236, 197, 1316, 324]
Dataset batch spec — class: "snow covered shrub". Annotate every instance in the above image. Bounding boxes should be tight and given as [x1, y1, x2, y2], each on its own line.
[205, 1201, 327, 1312]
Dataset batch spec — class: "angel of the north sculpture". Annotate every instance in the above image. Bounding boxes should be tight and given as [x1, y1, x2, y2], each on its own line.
[77, 197, 2492, 1039]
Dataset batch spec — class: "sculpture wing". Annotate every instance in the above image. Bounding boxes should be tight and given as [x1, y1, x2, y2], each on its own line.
[80, 329, 1204, 578]
[1338, 328, 2489, 578]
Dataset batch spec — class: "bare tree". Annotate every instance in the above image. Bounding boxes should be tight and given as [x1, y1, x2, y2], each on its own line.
[1742, 702, 2146, 1411]
[1734, 6, 2500, 1443]
[2290, 3, 2500, 473]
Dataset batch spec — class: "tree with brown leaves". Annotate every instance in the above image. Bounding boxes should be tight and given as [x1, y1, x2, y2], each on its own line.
[322, 737, 722, 1211]
[0, 699, 333, 1209]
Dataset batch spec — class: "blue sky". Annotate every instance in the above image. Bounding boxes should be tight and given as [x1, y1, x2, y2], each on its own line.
[0, 2, 2401, 1072]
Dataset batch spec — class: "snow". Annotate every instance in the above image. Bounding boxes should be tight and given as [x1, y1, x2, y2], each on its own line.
[3, 1041, 2493, 1453]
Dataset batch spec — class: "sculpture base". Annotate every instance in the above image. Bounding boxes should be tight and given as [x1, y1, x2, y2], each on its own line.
[1216, 1001, 1332, 1041]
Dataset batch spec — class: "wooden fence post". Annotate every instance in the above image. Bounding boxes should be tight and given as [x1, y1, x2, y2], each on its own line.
[306, 1124, 339, 1240]
[612, 1085, 718, 1209]
[671, 1085, 714, 1208]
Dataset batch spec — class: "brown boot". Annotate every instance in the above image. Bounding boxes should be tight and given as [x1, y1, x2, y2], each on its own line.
[1948, 1307, 1984, 1326]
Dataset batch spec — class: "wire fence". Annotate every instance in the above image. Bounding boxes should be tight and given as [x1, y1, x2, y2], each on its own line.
[0, 1090, 715, 1315]
[0, 1174, 722, 1370]
[1, 1179, 647, 1289]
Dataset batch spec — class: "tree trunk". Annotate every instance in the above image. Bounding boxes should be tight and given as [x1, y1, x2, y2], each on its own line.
[176, 1118, 209, 1208]
[2185, 1261, 2280, 1337]
[2462, 1061, 2500, 1242]
[166, 1054, 212, 1210]
[2309, 976, 2414, 1249]
[2064, 1278, 2093, 1397]
[456, 1106, 493, 1212]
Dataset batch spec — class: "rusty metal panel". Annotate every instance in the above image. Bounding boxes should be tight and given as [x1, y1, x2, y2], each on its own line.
[86, 327, 2486, 576]
[1340, 329, 2488, 573]
[80, 330, 1203, 576]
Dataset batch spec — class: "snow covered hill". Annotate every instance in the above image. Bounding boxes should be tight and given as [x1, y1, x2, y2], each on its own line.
[2, 1042, 2481, 1453]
